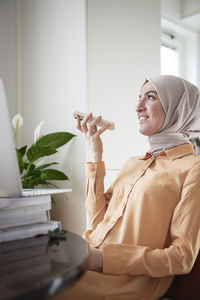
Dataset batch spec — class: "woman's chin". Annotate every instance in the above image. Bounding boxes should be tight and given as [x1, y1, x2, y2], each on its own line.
[139, 126, 158, 136]
[139, 128, 150, 136]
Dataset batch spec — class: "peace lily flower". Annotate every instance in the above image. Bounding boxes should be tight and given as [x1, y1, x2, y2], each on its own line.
[12, 114, 23, 139]
[34, 121, 45, 143]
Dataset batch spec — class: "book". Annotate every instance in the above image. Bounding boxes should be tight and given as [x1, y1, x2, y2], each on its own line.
[0, 210, 49, 229]
[0, 194, 51, 210]
[0, 220, 61, 243]
[0, 194, 51, 228]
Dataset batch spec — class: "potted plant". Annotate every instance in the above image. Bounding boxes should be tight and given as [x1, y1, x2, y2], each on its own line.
[12, 114, 76, 205]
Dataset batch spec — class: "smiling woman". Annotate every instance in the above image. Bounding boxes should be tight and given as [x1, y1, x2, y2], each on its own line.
[58, 74, 200, 300]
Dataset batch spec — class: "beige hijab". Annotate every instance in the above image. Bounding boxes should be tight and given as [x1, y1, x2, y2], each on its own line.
[146, 75, 200, 155]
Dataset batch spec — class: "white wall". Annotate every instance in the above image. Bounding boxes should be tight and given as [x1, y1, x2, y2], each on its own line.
[161, 0, 181, 19]
[0, 0, 17, 118]
[87, 0, 161, 187]
[19, 0, 87, 235]
[182, 0, 200, 17]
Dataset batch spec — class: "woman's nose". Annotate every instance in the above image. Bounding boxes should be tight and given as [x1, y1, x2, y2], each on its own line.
[136, 99, 146, 112]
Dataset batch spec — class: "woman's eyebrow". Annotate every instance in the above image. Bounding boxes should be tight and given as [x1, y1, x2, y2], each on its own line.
[145, 90, 158, 96]
[139, 90, 158, 98]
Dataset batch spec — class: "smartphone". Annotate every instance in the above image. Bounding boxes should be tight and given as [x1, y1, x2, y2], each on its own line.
[72, 110, 115, 131]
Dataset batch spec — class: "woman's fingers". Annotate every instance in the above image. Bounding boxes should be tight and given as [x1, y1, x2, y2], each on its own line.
[88, 116, 101, 135]
[81, 112, 93, 134]
[76, 112, 110, 137]
[88, 124, 97, 135]
[95, 123, 111, 136]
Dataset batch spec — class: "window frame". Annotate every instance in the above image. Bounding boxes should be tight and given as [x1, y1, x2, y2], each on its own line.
[161, 17, 199, 87]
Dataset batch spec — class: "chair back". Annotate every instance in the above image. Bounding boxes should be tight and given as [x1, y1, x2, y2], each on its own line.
[164, 250, 200, 300]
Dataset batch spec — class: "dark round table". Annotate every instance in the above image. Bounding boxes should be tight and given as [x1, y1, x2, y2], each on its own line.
[0, 231, 88, 300]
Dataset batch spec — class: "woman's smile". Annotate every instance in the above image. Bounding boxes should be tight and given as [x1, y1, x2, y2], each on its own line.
[138, 114, 149, 124]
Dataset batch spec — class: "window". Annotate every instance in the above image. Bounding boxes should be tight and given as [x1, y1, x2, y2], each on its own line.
[161, 44, 179, 75]
[161, 32, 180, 76]
[161, 18, 199, 87]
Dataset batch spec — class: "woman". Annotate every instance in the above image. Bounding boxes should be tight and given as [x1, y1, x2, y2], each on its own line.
[62, 75, 200, 300]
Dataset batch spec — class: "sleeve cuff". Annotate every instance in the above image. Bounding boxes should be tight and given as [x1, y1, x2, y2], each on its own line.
[85, 161, 106, 178]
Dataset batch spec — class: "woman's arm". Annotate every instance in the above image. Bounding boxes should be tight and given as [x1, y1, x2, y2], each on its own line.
[85, 161, 113, 229]
[76, 113, 113, 229]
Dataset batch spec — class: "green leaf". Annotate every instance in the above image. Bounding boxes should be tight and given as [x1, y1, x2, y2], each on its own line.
[41, 169, 69, 180]
[36, 132, 76, 149]
[23, 162, 29, 170]
[27, 145, 57, 162]
[22, 176, 51, 188]
[36, 162, 58, 171]
[25, 163, 36, 174]
[22, 177, 35, 188]
[48, 227, 68, 238]
[18, 145, 27, 157]
[16, 149, 24, 174]
[51, 195, 56, 207]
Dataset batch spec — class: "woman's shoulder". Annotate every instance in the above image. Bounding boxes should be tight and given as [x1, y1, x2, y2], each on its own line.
[181, 152, 200, 164]
[176, 153, 200, 175]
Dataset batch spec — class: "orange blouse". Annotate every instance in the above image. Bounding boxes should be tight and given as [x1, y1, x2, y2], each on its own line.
[83, 143, 200, 299]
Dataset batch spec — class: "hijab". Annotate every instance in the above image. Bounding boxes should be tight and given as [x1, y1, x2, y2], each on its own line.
[145, 75, 200, 155]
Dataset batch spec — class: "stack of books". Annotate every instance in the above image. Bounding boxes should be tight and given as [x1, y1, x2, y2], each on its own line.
[0, 195, 60, 243]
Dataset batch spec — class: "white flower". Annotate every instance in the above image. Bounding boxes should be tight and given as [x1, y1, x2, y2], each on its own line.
[12, 114, 23, 129]
[34, 121, 45, 143]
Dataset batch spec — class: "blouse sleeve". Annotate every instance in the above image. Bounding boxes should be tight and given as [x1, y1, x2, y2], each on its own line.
[85, 161, 113, 230]
[102, 162, 200, 277]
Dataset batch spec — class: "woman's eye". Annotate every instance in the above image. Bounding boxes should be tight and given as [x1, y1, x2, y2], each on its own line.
[147, 95, 155, 100]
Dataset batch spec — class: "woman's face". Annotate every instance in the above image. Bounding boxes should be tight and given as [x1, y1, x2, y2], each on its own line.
[136, 81, 165, 136]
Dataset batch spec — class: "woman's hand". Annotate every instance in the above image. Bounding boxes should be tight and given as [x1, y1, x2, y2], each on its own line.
[76, 112, 110, 162]
[88, 245, 103, 272]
